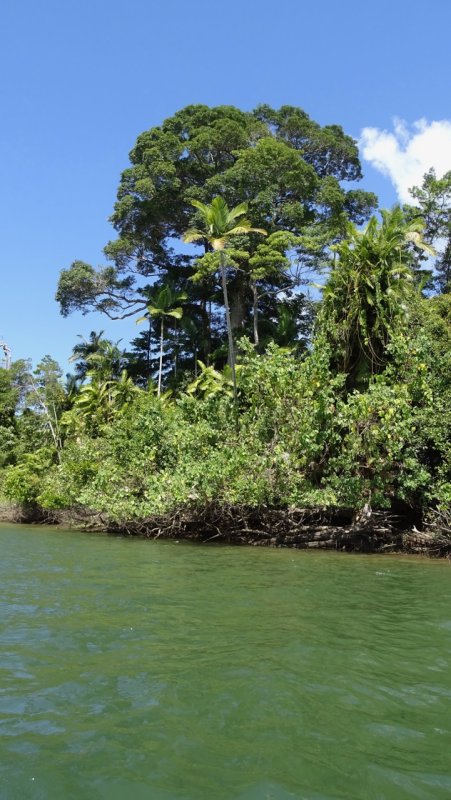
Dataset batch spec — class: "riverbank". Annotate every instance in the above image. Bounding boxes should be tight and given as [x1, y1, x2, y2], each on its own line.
[1, 501, 450, 557]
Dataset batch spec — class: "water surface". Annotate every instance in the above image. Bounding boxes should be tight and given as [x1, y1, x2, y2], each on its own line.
[1, 524, 451, 799]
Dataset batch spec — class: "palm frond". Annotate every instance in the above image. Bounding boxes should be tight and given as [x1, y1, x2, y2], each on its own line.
[226, 201, 249, 222]
[166, 307, 184, 319]
[405, 230, 436, 255]
[190, 199, 211, 215]
[183, 228, 206, 244]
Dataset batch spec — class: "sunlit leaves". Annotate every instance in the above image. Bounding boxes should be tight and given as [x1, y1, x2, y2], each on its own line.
[317, 208, 431, 387]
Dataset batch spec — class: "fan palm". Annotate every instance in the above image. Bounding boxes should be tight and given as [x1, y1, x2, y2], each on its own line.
[183, 197, 266, 403]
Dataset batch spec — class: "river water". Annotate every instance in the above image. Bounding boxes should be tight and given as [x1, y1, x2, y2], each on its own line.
[1, 524, 451, 799]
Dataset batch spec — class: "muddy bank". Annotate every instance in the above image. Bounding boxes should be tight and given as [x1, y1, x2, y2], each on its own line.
[1, 502, 450, 557]
[0, 502, 106, 529]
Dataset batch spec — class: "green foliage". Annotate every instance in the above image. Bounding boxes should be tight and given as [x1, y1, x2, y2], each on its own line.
[6, 212, 451, 522]
[413, 295, 451, 509]
[183, 196, 267, 400]
[137, 285, 188, 323]
[317, 208, 432, 388]
[0, 362, 27, 467]
[56, 103, 377, 379]
[56, 261, 136, 319]
[2, 321, 449, 519]
[62, 370, 138, 436]
[187, 361, 237, 398]
[325, 380, 429, 509]
[4, 110, 450, 526]
[0, 426, 17, 469]
[137, 284, 188, 395]
[37, 439, 106, 509]
[3, 450, 54, 505]
[407, 168, 451, 293]
[184, 197, 267, 251]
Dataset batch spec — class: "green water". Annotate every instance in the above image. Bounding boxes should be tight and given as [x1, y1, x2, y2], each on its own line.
[1, 527, 451, 800]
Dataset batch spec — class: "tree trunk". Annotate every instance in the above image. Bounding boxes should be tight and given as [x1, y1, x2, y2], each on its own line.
[440, 237, 451, 291]
[202, 298, 211, 366]
[146, 321, 152, 387]
[158, 318, 164, 397]
[206, 299, 212, 365]
[229, 273, 247, 333]
[252, 280, 259, 346]
[220, 251, 237, 404]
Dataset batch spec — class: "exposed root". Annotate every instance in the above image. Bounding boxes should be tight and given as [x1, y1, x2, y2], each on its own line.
[105, 503, 451, 557]
[2, 501, 450, 557]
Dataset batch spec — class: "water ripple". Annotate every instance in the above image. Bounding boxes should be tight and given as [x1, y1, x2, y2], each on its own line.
[1, 524, 451, 799]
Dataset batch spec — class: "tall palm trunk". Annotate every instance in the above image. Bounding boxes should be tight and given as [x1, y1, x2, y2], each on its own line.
[158, 318, 164, 397]
[251, 280, 259, 346]
[206, 299, 212, 366]
[146, 321, 152, 386]
[220, 250, 237, 404]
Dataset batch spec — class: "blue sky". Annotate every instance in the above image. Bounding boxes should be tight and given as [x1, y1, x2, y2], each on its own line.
[1, 0, 450, 369]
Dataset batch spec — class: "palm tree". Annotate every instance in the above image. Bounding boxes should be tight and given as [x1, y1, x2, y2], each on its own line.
[137, 285, 187, 396]
[69, 330, 105, 380]
[114, 369, 139, 411]
[319, 207, 435, 387]
[187, 360, 238, 399]
[62, 369, 138, 436]
[69, 332, 123, 382]
[85, 340, 124, 381]
[183, 197, 266, 403]
[71, 378, 116, 433]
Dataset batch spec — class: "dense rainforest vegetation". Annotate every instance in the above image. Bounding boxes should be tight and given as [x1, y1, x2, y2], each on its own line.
[1, 105, 450, 543]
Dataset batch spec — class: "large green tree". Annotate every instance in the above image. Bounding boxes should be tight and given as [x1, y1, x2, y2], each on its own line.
[56, 104, 377, 361]
[0, 360, 30, 466]
[407, 168, 451, 293]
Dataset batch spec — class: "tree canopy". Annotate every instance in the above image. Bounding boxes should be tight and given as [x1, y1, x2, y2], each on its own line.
[406, 168, 451, 293]
[56, 104, 377, 379]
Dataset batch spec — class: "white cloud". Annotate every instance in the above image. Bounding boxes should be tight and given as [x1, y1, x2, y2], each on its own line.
[360, 118, 451, 203]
